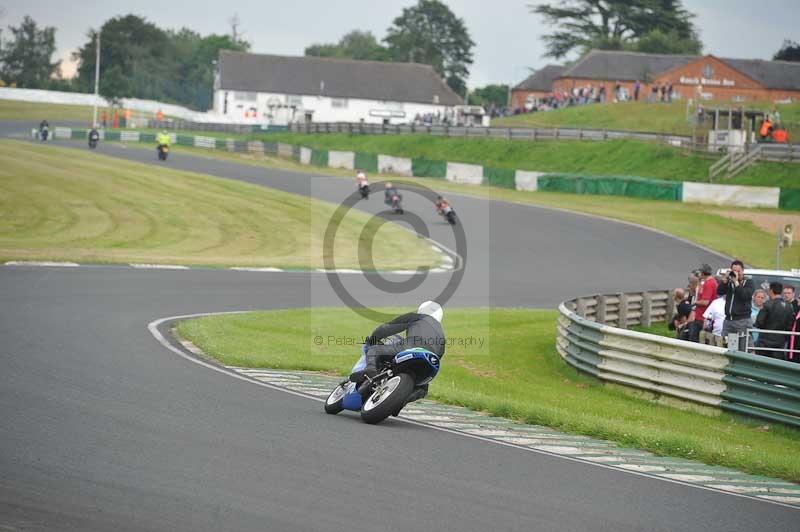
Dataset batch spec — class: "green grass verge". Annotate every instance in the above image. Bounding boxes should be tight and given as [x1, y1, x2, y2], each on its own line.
[176, 307, 800, 482]
[0, 139, 438, 269]
[256, 133, 799, 188]
[137, 142, 800, 269]
[492, 100, 800, 139]
[0, 100, 100, 123]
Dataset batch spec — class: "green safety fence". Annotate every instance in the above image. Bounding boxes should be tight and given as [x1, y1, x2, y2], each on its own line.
[538, 174, 682, 202]
[140, 133, 156, 143]
[483, 167, 516, 189]
[310, 149, 329, 167]
[176, 135, 194, 147]
[355, 152, 378, 173]
[779, 188, 800, 211]
[70, 129, 86, 139]
[412, 158, 447, 179]
[105, 131, 121, 141]
[292, 145, 301, 161]
[215, 138, 227, 150]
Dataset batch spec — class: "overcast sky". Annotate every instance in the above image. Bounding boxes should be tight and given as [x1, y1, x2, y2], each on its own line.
[5, 0, 799, 88]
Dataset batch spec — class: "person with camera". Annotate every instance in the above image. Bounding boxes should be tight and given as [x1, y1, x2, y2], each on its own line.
[754, 282, 794, 359]
[717, 260, 754, 349]
[668, 288, 692, 340]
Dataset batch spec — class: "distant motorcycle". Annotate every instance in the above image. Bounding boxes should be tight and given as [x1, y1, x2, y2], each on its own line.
[443, 208, 457, 226]
[88, 130, 100, 149]
[359, 183, 370, 199]
[39, 126, 49, 142]
[157, 144, 169, 161]
[391, 193, 404, 214]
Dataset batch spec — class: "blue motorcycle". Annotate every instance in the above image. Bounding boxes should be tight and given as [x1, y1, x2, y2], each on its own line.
[324, 344, 440, 424]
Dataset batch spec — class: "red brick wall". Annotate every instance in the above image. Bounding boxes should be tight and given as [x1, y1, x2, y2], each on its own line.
[509, 89, 550, 110]
[552, 56, 800, 103]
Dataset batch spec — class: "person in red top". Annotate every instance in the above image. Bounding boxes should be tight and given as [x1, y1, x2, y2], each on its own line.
[772, 126, 789, 144]
[688, 263, 719, 343]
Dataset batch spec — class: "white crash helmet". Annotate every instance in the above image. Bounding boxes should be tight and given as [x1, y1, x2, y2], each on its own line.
[417, 300, 443, 323]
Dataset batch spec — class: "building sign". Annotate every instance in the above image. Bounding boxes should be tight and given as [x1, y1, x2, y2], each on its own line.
[679, 76, 735, 87]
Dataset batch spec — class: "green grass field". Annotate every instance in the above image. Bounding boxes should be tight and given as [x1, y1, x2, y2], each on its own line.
[142, 142, 800, 269]
[0, 140, 438, 269]
[177, 307, 800, 482]
[258, 133, 799, 188]
[0, 100, 101, 123]
[492, 100, 800, 139]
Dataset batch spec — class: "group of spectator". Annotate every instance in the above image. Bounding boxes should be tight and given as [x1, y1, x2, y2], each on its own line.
[759, 108, 791, 143]
[514, 80, 677, 115]
[670, 260, 800, 362]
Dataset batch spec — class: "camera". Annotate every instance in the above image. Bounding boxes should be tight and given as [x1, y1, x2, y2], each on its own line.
[728, 270, 737, 280]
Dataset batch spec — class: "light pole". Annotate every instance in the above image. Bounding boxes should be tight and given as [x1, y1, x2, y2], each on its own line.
[92, 30, 100, 128]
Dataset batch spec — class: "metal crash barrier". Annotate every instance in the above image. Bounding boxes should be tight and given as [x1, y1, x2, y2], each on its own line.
[558, 291, 800, 428]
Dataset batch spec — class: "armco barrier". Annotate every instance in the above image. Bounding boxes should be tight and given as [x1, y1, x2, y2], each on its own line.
[558, 291, 800, 427]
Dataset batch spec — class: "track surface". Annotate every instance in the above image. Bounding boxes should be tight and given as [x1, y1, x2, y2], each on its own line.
[1, 133, 795, 531]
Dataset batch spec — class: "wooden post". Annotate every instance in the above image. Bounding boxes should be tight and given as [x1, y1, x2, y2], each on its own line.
[641, 292, 653, 328]
[596, 295, 607, 324]
[618, 293, 629, 329]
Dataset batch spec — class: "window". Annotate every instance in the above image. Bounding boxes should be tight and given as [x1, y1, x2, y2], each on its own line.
[287, 95, 303, 108]
[331, 98, 348, 108]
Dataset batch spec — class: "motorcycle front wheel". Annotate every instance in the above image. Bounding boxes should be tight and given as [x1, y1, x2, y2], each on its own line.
[324, 383, 346, 414]
[360, 373, 414, 424]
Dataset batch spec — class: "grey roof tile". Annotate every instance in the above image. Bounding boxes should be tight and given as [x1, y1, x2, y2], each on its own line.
[218, 51, 463, 106]
[513, 65, 566, 91]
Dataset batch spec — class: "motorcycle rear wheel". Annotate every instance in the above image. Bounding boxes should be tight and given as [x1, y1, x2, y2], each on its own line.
[360, 373, 414, 424]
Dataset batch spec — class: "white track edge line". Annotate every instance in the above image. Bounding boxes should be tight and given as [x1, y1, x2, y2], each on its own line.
[147, 311, 799, 511]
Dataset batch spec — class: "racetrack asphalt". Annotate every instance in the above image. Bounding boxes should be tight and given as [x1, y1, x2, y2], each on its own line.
[1, 127, 796, 531]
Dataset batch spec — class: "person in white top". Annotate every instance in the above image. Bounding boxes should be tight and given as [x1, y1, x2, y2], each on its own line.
[701, 296, 727, 347]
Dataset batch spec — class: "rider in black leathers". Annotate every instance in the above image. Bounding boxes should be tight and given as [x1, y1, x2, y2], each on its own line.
[351, 301, 445, 402]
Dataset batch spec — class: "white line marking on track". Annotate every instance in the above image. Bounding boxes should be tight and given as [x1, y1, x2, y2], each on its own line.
[130, 263, 190, 270]
[5, 261, 79, 267]
[230, 267, 284, 272]
[147, 310, 800, 512]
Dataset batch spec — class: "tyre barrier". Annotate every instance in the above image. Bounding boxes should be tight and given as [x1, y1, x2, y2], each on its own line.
[558, 291, 800, 428]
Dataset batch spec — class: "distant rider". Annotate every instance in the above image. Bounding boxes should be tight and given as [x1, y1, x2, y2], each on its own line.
[156, 130, 171, 149]
[39, 119, 49, 139]
[350, 301, 446, 403]
[384, 182, 398, 206]
[355, 169, 369, 190]
[435, 195, 452, 216]
[88, 126, 100, 146]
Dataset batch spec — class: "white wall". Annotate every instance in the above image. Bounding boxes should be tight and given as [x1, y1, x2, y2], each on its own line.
[215, 89, 455, 125]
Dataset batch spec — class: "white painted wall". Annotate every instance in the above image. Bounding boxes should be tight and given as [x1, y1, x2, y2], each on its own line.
[328, 150, 355, 170]
[515, 170, 542, 192]
[215, 89, 455, 125]
[378, 155, 413, 176]
[446, 162, 484, 185]
[682, 182, 780, 209]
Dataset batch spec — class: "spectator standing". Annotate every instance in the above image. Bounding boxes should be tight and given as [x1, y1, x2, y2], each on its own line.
[786, 307, 800, 362]
[667, 83, 674, 102]
[754, 282, 794, 359]
[750, 289, 767, 346]
[688, 264, 718, 343]
[634, 80, 641, 101]
[701, 293, 726, 346]
[717, 260, 755, 349]
[783, 285, 798, 313]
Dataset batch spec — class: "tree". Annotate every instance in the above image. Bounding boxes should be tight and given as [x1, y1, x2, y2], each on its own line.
[305, 30, 389, 61]
[384, 0, 474, 95]
[530, 0, 701, 58]
[774, 39, 800, 62]
[0, 15, 60, 88]
[73, 14, 248, 109]
[630, 28, 702, 55]
[467, 84, 509, 108]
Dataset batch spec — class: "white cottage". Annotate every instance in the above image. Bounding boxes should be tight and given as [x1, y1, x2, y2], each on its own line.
[213, 51, 463, 125]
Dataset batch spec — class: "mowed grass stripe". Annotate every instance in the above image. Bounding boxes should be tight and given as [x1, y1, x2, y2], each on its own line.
[0, 140, 438, 269]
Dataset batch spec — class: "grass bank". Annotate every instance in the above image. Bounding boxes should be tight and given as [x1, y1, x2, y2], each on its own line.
[142, 142, 800, 269]
[492, 100, 800, 139]
[0, 140, 438, 269]
[258, 133, 798, 188]
[0, 100, 99, 123]
[177, 307, 800, 482]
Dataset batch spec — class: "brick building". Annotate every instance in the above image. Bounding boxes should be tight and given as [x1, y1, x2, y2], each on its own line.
[509, 65, 566, 110]
[540, 50, 800, 103]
